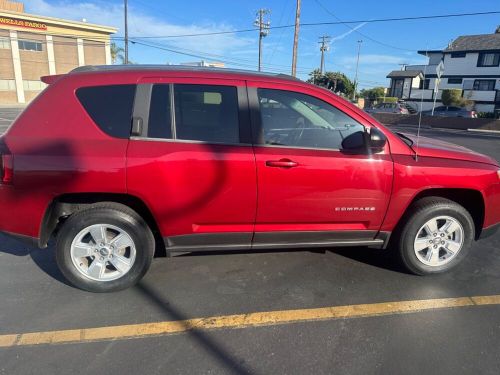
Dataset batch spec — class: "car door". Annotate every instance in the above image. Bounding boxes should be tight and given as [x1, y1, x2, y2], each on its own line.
[248, 82, 393, 248]
[127, 77, 257, 251]
[434, 106, 446, 116]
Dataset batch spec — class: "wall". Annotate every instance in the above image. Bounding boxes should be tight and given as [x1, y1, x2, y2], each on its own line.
[83, 39, 105, 65]
[371, 112, 500, 130]
[443, 53, 500, 76]
[52, 35, 78, 74]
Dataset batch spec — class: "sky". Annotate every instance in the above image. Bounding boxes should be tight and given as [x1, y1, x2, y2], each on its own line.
[22, 0, 500, 89]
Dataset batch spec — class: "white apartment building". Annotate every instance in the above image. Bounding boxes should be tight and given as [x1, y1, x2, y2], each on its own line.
[386, 27, 500, 113]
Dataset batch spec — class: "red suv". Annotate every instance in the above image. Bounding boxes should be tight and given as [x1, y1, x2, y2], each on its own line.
[1, 66, 499, 292]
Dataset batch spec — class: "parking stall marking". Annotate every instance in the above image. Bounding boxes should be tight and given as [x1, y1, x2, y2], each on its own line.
[1, 294, 500, 348]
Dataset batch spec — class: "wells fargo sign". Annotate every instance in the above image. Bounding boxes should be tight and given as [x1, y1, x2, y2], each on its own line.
[0, 16, 47, 30]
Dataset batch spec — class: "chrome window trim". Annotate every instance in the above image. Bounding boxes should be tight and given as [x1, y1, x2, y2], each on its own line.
[129, 136, 252, 147]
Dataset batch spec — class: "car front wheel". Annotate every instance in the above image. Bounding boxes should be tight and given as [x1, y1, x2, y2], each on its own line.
[56, 203, 155, 292]
[396, 197, 475, 275]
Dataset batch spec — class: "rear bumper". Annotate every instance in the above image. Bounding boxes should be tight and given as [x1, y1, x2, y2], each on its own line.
[479, 223, 500, 240]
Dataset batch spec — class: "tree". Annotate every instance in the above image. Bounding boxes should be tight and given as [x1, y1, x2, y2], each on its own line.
[307, 70, 355, 97]
[110, 42, 124, 64]
[359, 87, 386, 100]
[441, 89, 465, 107]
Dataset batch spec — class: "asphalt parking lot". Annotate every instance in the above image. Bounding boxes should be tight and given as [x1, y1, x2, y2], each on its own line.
[1, 109, 500, 374]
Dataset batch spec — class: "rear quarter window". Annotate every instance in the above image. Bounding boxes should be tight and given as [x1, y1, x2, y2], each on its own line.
[76, 84, 136, 138]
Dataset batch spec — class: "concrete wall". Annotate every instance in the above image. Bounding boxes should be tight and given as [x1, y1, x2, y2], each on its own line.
[371, 112, 500, 130]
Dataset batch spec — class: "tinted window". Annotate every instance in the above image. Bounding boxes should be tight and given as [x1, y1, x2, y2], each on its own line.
[473, 79, 495, 91]
[257, 88, 365, 150]
[447, 78, 463, 84]
[148, 84, 172, 139]
[18, 40, 43, 51]
[451, 52, 466, 58]
[478, 52, 500, 67]
[174, 84, 239, 143]
[419, 79, 430, 89]
[76, 85, 136, 138]
[448, 107, 461, 111]
[434, 106, 446, 111]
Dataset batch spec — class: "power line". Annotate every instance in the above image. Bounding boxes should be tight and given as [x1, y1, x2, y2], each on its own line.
[130, 39, 312, 74]
[314, 0, 415, 52]
[129, 10, 500, 40]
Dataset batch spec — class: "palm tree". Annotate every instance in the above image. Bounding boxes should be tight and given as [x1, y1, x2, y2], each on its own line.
[110, 42, 124, 64]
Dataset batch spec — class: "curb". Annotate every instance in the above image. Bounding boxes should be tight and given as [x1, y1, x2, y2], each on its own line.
[467, 128, 500, 134]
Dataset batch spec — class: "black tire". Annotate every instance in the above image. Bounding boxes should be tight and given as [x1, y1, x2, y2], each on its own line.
[395, 197, 475, 275]
[56, 202, 155, 292]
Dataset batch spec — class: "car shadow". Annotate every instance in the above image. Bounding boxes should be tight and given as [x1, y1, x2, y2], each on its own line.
[136, 282, 259, 375]
[0, 233, 72, 287]
[327, 246, 410, 274]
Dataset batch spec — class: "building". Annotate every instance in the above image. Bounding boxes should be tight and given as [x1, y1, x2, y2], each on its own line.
[386, 27, 500, 113]
[0, 0, 116, 104]
[180, 60, 225, 68]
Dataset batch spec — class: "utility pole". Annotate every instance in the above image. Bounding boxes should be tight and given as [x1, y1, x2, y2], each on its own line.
[291, 0, 301, 77]
[398, 63, 408, 71]
[319, 35, 330, 74]
[353, 40, 362, 100]
[254, 9, 271, 72]
[124, 0, 129, 64]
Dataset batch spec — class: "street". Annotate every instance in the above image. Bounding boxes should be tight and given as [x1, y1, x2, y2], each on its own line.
[1, 110, 500, 375]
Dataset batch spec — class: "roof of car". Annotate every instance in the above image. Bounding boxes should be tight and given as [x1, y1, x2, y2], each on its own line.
[70, 65, 301, 82]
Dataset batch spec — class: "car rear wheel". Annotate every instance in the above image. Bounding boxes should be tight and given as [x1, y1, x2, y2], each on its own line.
[396, 197, 474, 275]
[56, 203, 155, 292]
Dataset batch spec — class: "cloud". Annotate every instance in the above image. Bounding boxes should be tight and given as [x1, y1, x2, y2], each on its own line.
[24, 0, 254, 57]
[330, 23, 367, 42]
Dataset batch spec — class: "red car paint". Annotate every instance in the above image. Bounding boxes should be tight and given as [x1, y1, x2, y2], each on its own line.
[0, 67, 499, 249]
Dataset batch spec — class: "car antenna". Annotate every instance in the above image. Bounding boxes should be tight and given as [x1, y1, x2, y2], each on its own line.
[415, 48, 429, 162]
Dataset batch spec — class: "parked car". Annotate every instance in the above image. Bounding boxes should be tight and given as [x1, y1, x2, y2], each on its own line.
[422, 106, 477, 118]
[0, 66, 499, 292]
[365, 102, 409, 115]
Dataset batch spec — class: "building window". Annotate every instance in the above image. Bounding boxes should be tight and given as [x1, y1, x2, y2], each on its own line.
[447, 78, 463, 84]
[473, 80, 495, 91]
[22, 80, 47, 91]
[0, 37, 10, 49]
[419, 79, 430, 89]
[0, 79, 16, 91]
[18, 39, 43, 52]
[477, 52, 500, 67]
[450, 52, 466, 58]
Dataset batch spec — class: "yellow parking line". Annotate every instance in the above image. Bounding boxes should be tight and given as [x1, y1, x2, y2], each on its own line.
[1, 294, 500, 348]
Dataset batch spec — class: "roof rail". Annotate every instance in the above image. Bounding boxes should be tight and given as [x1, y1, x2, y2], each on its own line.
[69, 64, 302, 81]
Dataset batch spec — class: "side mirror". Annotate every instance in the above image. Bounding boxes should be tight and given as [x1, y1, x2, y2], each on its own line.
[368, 127, 387, 150]
[341, 131, 366, 151]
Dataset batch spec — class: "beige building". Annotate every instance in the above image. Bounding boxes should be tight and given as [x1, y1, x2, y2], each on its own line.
[0, 0, 117, 104]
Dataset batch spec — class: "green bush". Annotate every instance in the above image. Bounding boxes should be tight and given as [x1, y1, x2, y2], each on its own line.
[378, 97, 398, 103]
[477, 112, 495, 119]
[441, 89, 465, 107]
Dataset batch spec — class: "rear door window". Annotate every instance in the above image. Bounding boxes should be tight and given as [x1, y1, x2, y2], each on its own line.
[76, 84, 136, 138]
[147, 84, 172, 139]
[173, 84, 240, 144]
